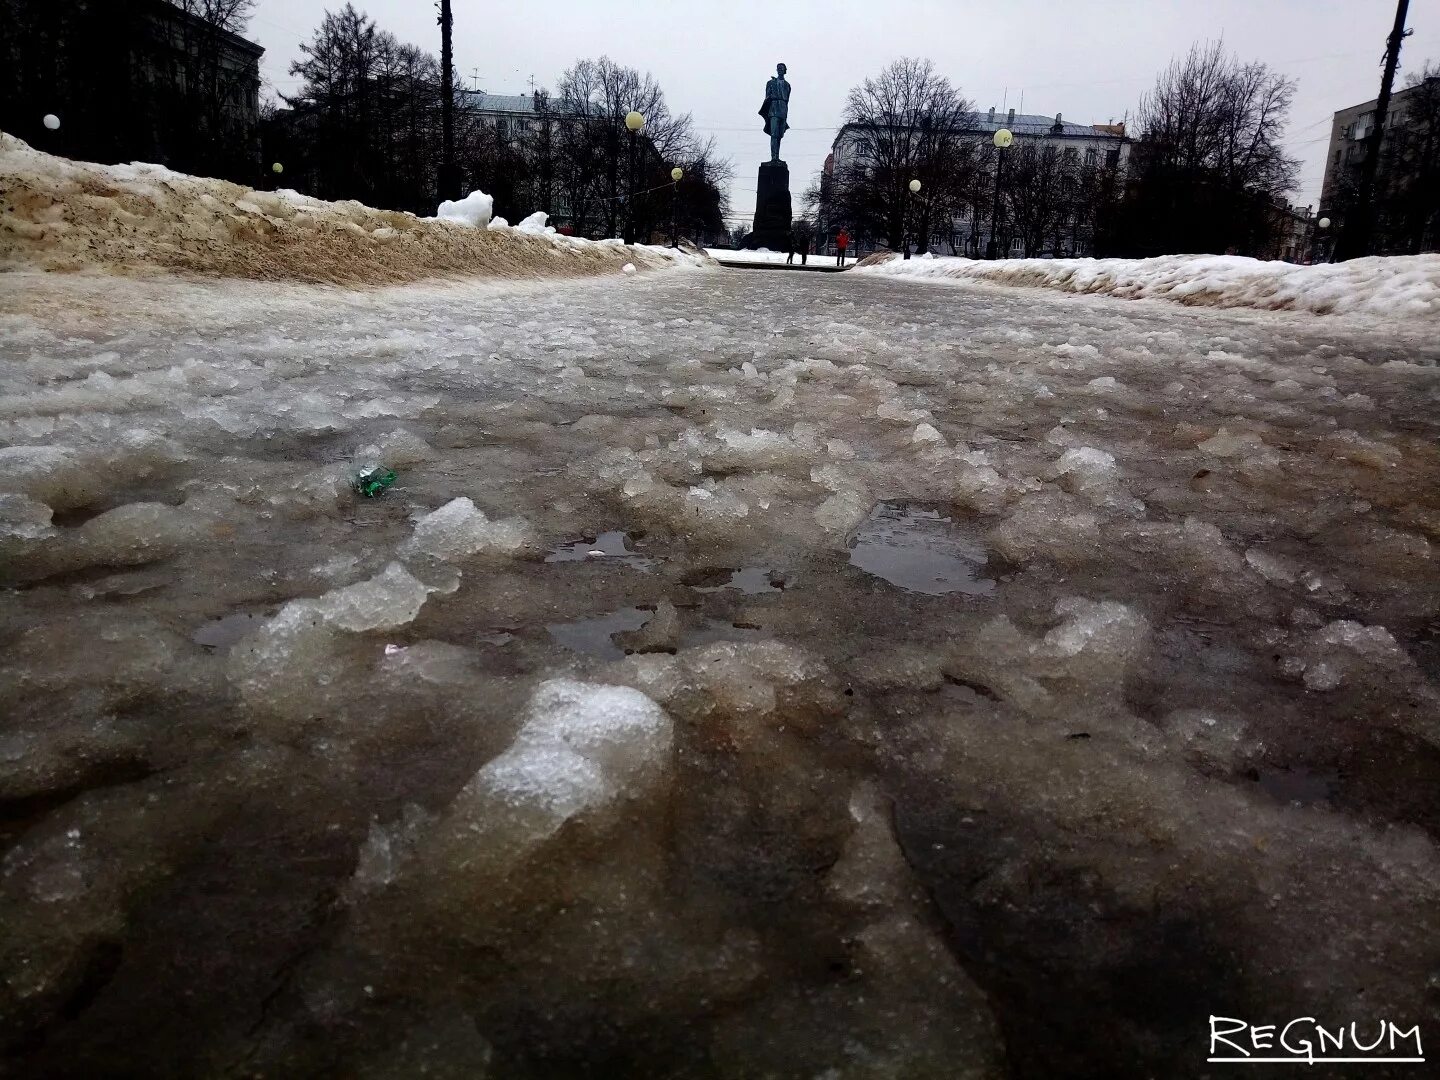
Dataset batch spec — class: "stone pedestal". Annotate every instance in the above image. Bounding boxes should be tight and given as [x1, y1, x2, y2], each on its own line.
[749, 160, 792, 250]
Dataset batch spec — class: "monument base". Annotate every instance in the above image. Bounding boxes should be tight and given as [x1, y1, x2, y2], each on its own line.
[748, 160, 792, 250]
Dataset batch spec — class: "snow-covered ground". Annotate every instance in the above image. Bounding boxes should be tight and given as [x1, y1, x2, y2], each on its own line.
[3, 264, 1440, 1075]
[858, 249, 1440, 318]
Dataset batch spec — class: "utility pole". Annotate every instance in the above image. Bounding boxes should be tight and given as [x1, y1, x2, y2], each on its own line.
[438, 0, 460, 202]
[1336, 0, 1411, 260]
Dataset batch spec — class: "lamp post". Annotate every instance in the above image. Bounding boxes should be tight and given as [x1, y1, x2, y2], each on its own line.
[1315, 215, 1332, 263]
[986, 127, 1013, 259]
[624, 110, 645, 244]
[904, 178, 921, 260]
[437, 0, 459, 202]
[669, 166, 683, 247]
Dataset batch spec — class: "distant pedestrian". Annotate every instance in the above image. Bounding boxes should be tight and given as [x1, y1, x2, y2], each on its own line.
[836, 230, 849, 267]
[786, 236, 796, 264]
[800, 235, 809, 266]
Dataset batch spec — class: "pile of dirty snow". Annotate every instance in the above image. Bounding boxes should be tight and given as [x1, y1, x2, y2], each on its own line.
[0, 133, 705, 284]
[856, 251, 1440, 319]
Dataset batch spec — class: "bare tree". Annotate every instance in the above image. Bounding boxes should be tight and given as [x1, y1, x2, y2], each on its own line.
[554, 57, 698, 238]
[1115, 40, 1299, 255]
[1001, 143, 1069, 257]
[828, 58, 977, 250]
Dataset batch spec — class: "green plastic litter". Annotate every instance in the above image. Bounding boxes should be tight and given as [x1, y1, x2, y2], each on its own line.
[353, 465, 397, 498]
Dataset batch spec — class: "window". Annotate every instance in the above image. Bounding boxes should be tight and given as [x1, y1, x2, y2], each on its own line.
[496, 118, 509, 137]
[1011, 237, 1023, 252]
[1063, 147, 1078, 164]
[1084, 148, 1098, 167]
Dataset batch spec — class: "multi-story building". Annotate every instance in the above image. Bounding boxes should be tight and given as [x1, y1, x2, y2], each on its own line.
[826, 106, 1131, 257]
[1320, 76, 1440, 254]
[1261, 201, 1317, 263]
[0, 0, 264, 181]
[460, 91, 545, 139]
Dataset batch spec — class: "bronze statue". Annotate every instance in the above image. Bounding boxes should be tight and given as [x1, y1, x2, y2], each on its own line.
[759, 63, 790, 163]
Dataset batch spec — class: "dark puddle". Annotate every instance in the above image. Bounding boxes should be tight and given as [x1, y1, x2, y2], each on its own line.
[1255, 765, 1339, 806]
[680, 619, 766, 649]
[687, 566, 785, 594]
[545, 530, 655, 570]
[192, 611, 266, 652]
[547, 607, 651, 660]
[848, 502, 995, 596]
[548, 608, 766, 660]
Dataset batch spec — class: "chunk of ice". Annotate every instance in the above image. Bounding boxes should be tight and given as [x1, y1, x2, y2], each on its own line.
[401, 497, 532, 561]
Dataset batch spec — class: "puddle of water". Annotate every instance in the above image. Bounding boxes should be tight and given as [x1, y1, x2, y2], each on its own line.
[848, 503, 995, 596]
[679, 618, 766, 650]
[547, 607, 651, 660]
[1256, 765, 1339, 806]
[545, 530, 655, 570]
[689, 566, 784, 595]
[192, 612, 265, 652]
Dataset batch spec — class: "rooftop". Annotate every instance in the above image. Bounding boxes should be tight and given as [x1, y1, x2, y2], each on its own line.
[462, 92, 538, 114]
[833, 109, 1127, 148]
[148, 0, 265, 58]
[1331, 74, 1440, 118]
[973, 110, 1120, 138]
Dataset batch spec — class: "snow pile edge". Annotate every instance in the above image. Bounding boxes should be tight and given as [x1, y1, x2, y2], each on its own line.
[854, 250, 1440, 319]
[0, 133, 707, 285]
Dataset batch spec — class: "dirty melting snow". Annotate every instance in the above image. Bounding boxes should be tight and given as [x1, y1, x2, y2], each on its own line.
[859, 249, 1440, 318]
[0, 135, 704, 284]
[1, 265, 1440, 1076]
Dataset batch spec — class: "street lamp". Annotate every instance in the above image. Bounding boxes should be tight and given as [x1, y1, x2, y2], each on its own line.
[904, 178, 921, 260]
[987, 127, 1013, 260]
[624, 110, 645, 244]
[670, 166, 683, 247]
[1316, 215, 1332, 263]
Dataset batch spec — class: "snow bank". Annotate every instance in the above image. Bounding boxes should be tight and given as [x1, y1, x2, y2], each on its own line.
[855, 251, 1440, 319]
[0, 133, 708, 284]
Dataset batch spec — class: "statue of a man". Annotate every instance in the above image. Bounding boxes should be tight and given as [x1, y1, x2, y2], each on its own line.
[759, 63, 790, 163]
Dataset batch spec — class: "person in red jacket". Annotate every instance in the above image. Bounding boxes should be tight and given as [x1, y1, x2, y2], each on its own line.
[836, 229, 849, 267]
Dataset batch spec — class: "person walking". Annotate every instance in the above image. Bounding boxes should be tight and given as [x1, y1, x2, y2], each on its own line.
[800, 235, 809, 266]
[786, 235, 796, 265]
[836, 229, 849, 267]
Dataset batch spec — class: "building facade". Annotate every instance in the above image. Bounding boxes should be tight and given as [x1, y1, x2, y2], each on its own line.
[1320, 76, 1440, 254]
[826, 106, 1131, 258]
[0, 0, 264, 181]
[1261, 201, 1317, 263]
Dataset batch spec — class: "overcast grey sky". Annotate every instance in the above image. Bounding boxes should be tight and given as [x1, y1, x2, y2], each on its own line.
[247, 0, 1439, 225]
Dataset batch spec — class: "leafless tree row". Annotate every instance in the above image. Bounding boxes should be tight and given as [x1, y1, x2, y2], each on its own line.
[813, 41, 1309, 259]
[271, 8, 731, 239]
